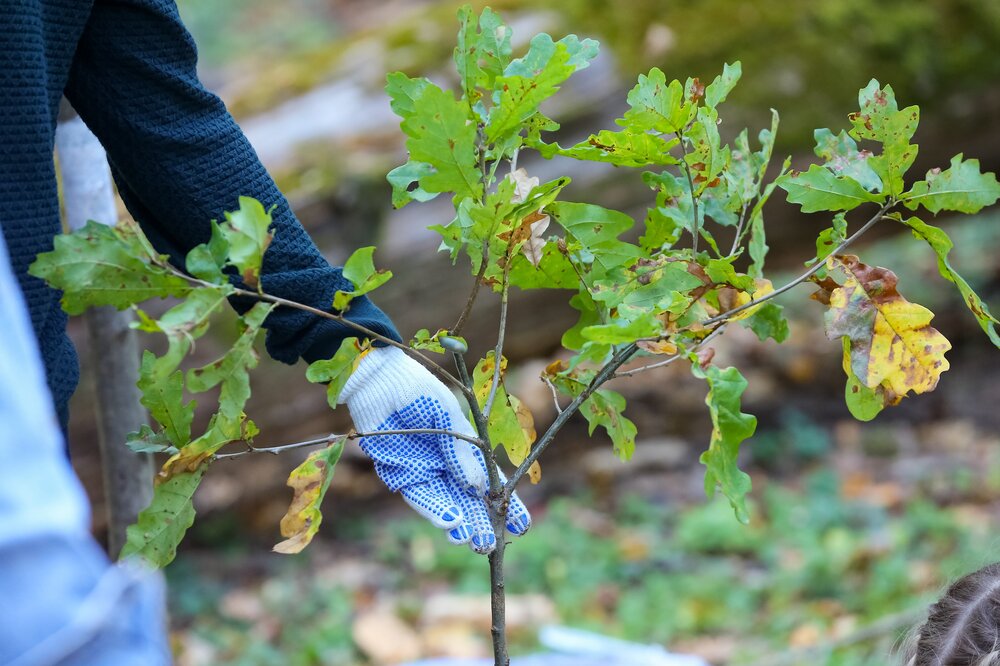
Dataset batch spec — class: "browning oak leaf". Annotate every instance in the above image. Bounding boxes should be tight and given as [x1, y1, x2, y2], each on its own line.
[273, 438, 346, 554]
[821, 255, 951, 411]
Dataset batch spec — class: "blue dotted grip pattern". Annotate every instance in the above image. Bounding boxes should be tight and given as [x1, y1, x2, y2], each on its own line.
[359, 396, 531, 553]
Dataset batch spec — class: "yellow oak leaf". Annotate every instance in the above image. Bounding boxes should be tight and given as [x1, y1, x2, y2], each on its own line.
[273, 438, 345, 554]
[823, 255, 950, 406]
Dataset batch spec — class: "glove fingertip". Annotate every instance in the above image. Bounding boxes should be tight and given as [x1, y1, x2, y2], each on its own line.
[469, 532, 497, 555]
[447, 525, 473, 545]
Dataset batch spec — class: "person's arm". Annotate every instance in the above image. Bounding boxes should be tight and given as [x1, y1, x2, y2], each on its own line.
[62, 0, 400, 364]
[0, 235, 168, 666]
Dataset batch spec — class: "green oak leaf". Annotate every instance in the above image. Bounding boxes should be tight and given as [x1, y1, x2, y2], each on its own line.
[742, 302, 790, 343]
[778, 164, 883, 213]
[306, 337, 369, 408]
[454, 5, 512, 99]
[533, 129, 679, 167]
[185, 221, 231, 284]
[582, 389, 637, 461]
[394, 80, 482, 202]
[386, 161, 438, 208]
[898, 216, 1000, 347]
[562, 290, 602, 351]
[684, 107, 731, 196]
[704, 61, 742, 109]
[691, 362, 756, 524]
[507, 244, 579, 290]
[136, 288, 231, 377]
[333, 246, 393, 311]
[186, 302, 275, 428]
[813, 212, 849, 264]
[902, 154, 1000, 215]
[120, 465, 206, 567]
[619, 68, 695, 135]
[473, 354, 535, 464]
[138, 351, 194, 449]
[549, 202, 641, 283]
[220, 197, 274, 290]
[847, 80, 919, 196]
[581, 309, 663, 344]
[813, 128, 882, 193]
[386, 71, 431, 119]
[410, 328, 451, 354]
[486, 34, 597, 143]
[28, 219, 191, 315]
[125, 425, 179, 455]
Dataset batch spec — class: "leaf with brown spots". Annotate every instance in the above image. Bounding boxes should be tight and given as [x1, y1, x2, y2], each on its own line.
[820, 255, 951, 416]
[220, 197, 275, 291]
[121, 465, 206, 568]
[472, 353, 536, 464]
[28, 219, 192, 315]
[273, 438, 346, 554]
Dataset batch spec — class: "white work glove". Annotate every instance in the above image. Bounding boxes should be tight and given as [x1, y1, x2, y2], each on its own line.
[339, 346, 531, 554]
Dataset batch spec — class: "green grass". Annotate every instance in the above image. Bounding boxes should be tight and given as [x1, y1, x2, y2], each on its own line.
[169, 453, 1000, 665]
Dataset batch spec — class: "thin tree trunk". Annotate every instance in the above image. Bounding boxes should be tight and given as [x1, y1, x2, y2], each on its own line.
[56, 104, 153, 558]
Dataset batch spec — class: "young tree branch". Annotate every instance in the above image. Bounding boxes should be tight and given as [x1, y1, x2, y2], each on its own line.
[615, 325, 727, 378]
[214, 428, 485, 460]
[483, 267, 510, 418]
[676, 129, 701, 255]
[506, 343, 639, 490]
[163, 264, 474, 403]
[702, 200, 895, 326]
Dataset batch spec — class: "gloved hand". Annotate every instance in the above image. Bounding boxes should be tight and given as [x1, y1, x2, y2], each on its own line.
[339, 346, 531, 554]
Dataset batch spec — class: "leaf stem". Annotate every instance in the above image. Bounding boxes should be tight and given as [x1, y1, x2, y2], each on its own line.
[730, 202, 749, 256]
[702, 200, 894, 326]
[677, 129, 701, 254]
[615, 326, 727, 378]
[214, 434, 342, 459]
[542, 375, 564, 415]
[483, 267, 510, 418]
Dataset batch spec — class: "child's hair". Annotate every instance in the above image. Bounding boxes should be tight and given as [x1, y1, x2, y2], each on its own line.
[900, 562, 1000, 665]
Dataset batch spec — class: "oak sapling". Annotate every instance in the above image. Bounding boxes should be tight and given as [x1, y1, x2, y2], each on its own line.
[29, 5, 1000, 665]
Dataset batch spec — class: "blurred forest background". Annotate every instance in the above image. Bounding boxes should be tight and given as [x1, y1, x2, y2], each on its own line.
[64, 1, 1000, 664]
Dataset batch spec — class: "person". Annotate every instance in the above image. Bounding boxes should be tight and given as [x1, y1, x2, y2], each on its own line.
[898, 562, 1000, 665]
[0, 229, 170, 665]
[0, 0, 528, 556]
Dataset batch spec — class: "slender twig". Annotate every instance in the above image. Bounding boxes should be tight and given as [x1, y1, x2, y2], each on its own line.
[162, 265, 472, 402]
[702, 200, 895, 326]
[214, 434, 339, 460]
[452, 351, 498, 460]
[483, 266, 510, 418]
[676, 129, 701, 254]
[355, 428, 483, 446]
[214, 428, 485, 460]
[506, 343, 639, 490]
[615, 325, 727, 378]
[542, 375, 564, 415]
[452, 261, 488, 337]
[730, 202, 750, 256]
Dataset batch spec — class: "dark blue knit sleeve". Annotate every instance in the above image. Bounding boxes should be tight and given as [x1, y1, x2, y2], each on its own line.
[61, 0, 401, 364]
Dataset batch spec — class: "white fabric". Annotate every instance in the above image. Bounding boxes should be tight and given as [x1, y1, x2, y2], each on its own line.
[340, 346, 487, 493]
